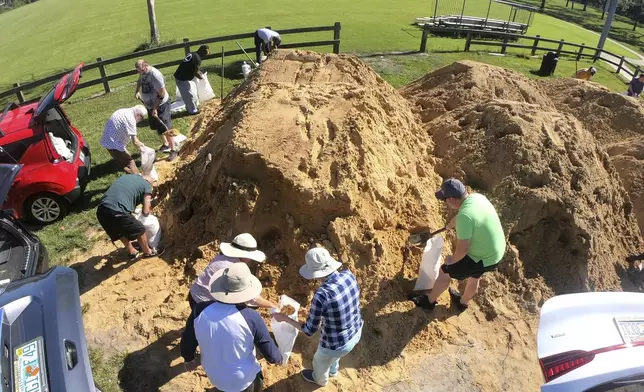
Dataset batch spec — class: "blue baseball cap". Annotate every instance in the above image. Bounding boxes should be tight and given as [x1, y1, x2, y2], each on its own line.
[435, 178, 466, 200]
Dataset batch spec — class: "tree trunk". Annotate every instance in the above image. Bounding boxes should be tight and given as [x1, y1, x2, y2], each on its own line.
[583, 0, 588, 11]
[146, 0, 160, 45]
[540, 0, 546, 9]
[634, 19, 639, 31]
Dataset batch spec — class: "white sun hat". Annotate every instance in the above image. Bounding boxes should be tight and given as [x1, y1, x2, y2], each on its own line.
[299, 248, 342, 280]
[209, 262, 262, 304]
[220, 233, 266, 262]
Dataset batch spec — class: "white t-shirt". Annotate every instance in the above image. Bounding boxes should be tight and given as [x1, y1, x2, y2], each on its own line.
[100, 108, 138, 152]
[257, 28, 280, 44]
[138, 66, 169, 109]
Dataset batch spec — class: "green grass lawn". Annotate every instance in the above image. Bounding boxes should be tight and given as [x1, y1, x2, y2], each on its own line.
[514, 0, 644, 54]
[0, 0, 639, 94]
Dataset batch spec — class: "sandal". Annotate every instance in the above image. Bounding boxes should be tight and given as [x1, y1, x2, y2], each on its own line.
[143, 246, 165, 259]
[128, 252, 140, 260]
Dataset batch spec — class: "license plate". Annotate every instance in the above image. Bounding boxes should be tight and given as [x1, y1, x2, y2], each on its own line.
[14, 337, 48, 392]
[615, 317, 644, 344]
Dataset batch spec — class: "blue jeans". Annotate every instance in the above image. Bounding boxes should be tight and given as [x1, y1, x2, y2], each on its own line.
[312, 326, 363, 386]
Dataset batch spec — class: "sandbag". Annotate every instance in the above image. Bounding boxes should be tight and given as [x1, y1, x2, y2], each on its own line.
[134, 213, 161, 248]
[48, 132, 73, 161]
[139, 146, 159, 182]
[195, 72, 215, 102]
[172, 134, 188, 149]
[413, 236, 443, 291]
[270, 295, 300, 364]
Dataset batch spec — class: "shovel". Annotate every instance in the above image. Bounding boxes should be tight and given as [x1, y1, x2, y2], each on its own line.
[407, 226, 448, 246]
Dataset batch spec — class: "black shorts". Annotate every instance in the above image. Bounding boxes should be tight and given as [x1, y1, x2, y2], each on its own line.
[96, 205, 145, 242]
[441, 255, 499, 280]
[147, 100, 172, 135]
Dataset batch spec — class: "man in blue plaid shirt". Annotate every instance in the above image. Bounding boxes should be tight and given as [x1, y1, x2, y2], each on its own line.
[273, 247, 363, 386]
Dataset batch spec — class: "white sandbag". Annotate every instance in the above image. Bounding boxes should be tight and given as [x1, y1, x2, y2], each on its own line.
[174, 85, 184, 104]
[134, 212, 161, 248]
[139, 146, 159, 182]
[48, 132, 73, 161]
[270, 295, 300, 364]
[413, 236, 443, 291]
[172, 134, 188, 149]
[195, 72, 215, 102]
[170, 100, 186, 114]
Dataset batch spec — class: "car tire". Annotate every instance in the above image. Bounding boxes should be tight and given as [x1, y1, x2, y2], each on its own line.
[25, 193, 68, 224]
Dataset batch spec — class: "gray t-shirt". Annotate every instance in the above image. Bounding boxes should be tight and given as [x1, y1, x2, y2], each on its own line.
[139, 66, 169, 109]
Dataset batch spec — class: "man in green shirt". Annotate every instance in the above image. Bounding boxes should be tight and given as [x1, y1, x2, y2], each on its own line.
[96, 174, 164, 259]
[412, 178, 505, 312]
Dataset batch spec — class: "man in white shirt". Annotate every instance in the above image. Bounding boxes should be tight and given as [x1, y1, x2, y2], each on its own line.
[100, 105, 147, 174]
[135, 59, 178, 161]
[254, 28, 281, 64]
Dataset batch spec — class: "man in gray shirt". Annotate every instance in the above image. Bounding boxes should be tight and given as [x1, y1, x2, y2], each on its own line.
[135, 59, 178, 161]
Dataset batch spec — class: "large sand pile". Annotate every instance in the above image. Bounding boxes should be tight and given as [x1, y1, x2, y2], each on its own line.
[78, 54, 644, 392]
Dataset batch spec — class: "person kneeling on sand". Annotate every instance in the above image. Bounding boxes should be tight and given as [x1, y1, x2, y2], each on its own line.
[181, 233, 278, 366]
[100, 105, 148, 174]
[191, 263, 282, 391]
[96, 174, 164, 260]
[410, 178, 505, 311]
[273, 247, 363, 387]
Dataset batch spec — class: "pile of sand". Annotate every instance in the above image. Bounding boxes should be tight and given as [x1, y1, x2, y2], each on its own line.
[78, 54, 644, 392]
[402, 60, 553, 123]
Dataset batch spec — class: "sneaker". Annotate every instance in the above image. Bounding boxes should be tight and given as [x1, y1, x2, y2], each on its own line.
[189, 110, 201, 115]
[167, 151, 178, 162]
[158, 144, 171, 153]
[329, 371, 338, 378]
[301, 369, 325, 386]
[448, 287, 469, 312]
[143, 246, 165, 259]
[410, 295, 437, 310]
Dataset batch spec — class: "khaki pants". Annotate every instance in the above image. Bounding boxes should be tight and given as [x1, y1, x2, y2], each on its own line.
[108, 149, 138, 174]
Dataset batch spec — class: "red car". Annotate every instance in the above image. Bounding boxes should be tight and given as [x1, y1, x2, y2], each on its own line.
[0, 64, 91, 224]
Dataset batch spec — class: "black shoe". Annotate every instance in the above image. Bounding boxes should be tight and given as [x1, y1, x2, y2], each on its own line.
[128, 252, 140, 260]
[167, 151, 178, 162]
[449, 287, 469, 312]
[158, 144, 171, 153]
[410, 295, 437, 310]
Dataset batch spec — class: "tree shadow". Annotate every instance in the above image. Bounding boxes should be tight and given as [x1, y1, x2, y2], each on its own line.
[202, 61, 248, 81]
[119, 329, 187, 392]
[69, 246, 140, 295]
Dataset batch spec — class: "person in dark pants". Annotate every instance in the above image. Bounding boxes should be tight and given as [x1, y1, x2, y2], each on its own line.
[627, 74, 644, 97]
[96, 174, 164, 260]
[174, 45, 210, 115]
[184, 263, 282, 391]
[253, 28, 281, 64]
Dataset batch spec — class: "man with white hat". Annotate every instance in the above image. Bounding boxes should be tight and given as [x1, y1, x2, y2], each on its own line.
[273, 247, 363, 386]
[181, 233, 278, 364]
[192, 263, 282, 391]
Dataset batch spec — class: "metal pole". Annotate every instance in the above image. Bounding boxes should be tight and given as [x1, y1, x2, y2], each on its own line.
[460, 0, 466, 26]
[485, 0, 492, 26]
[597, 0, 619, 52]
[433, 0, 439, 19]
[221, 46, 224, 100]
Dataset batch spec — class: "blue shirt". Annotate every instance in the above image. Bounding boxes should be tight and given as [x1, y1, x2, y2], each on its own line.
[193, 302, 282, 391]
[301, 269, 363, 350]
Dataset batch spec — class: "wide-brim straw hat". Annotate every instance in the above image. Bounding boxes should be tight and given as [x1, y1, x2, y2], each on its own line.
[210, 262, 262, 304]
[220, 233, 266, 262]
[299, 248, 342, 280]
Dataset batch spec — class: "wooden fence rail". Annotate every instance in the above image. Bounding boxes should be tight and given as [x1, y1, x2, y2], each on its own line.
[419, 25, 640, 80]
[0, 22, 341, 104]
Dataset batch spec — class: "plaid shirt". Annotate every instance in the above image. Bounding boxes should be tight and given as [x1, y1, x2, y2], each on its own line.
[301, 269, 363, 350]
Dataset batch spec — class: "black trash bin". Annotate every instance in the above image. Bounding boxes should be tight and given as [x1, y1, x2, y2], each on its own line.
[539, 51, 559, 76]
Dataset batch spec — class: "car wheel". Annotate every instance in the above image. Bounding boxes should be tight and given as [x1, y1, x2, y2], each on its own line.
[25, 194, 68, 224]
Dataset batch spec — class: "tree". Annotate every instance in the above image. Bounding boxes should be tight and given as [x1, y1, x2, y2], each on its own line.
[146, 0, 160, 45]
[541, 0, 546, 9]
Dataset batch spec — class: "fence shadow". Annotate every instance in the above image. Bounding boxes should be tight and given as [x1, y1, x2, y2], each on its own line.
[202, 60, 248, 81]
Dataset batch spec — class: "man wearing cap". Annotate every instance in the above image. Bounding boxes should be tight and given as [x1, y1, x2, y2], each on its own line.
[273, 247, 363, 386]
[181, 233, 278, 364]
[191, 262, 282, 391]
[411, 178, 505, 312]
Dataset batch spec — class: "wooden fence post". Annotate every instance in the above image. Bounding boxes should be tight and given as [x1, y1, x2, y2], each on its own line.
[221, 47, 225, 100]
[464, 32, 473, 52]
[420, 25, 429, 52]
[531, 35, 540, 56]
[13, 83, 24, 104]
[96, 57, 111, 94]
[501, 36, 509, 54]
[183, 38, 191, 56]
[333, 22, 341, 54]
[616, 56, 625, 74]
[556, 39, 564, 56]
[576, 44, 585, 61]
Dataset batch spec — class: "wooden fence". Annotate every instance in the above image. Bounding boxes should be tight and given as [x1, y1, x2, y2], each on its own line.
[0, 22, 342, 104]
[420, 26, 641, 79]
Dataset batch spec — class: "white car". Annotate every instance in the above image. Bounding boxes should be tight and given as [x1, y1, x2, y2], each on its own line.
[537, 292, 644, 391]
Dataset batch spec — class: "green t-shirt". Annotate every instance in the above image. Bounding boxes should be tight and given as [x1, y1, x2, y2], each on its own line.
[455, 193, 506, 266]
[100, 174, 153, 214]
